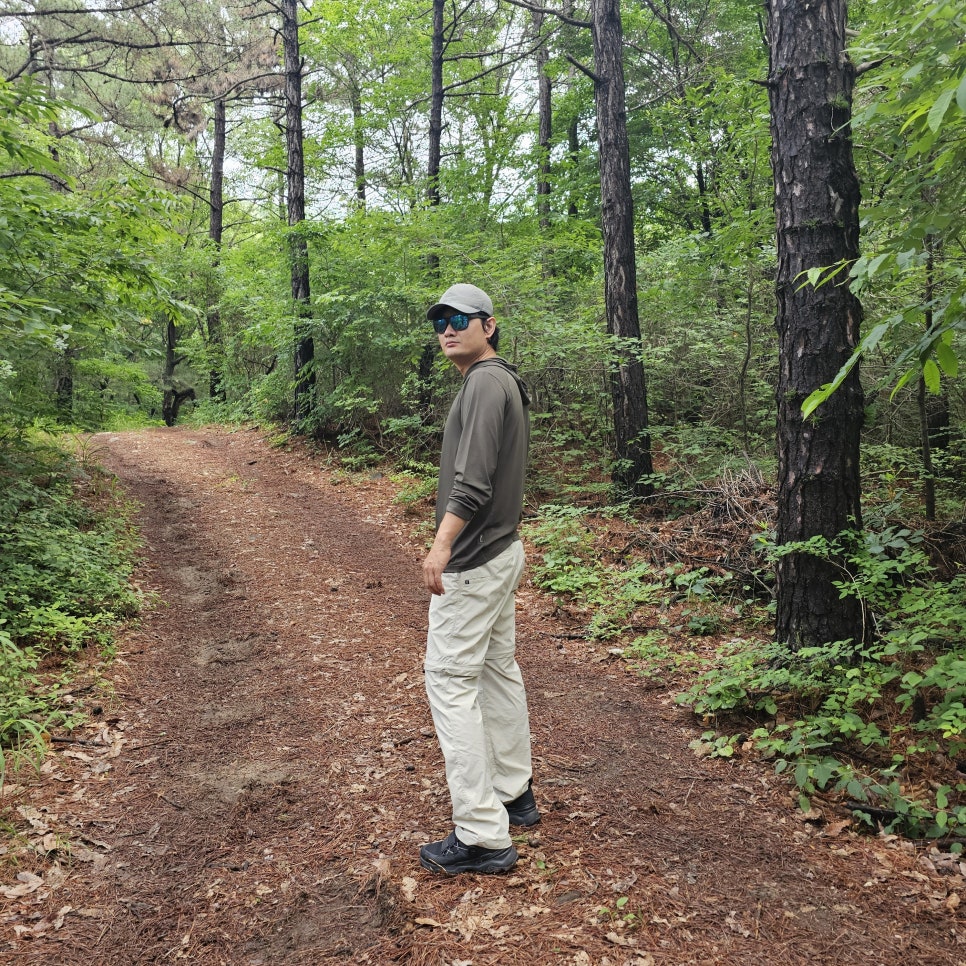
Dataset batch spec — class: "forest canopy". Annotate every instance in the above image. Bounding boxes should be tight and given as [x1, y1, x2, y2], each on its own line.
[0, 0, 960, 468]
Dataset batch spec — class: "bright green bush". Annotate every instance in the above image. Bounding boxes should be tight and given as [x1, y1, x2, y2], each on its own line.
[0, 432, 142, 779]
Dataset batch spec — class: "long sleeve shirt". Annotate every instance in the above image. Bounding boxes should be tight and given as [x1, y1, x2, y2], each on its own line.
[435, 358, 531, 572]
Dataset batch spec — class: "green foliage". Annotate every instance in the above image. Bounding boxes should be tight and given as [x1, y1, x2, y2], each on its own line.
[597, 894, 641, 928]
[524, 505, 603, 598]
[680, 526, 966, 839]
[805, 0, 966, 414]
[0, 630, 47, 780]
[389, 465, 437, 513]
[0, 76, 191, 431]
[623, 630, 705, 684]
[0, 432, 142, 778]
[523, 504, 739, 645]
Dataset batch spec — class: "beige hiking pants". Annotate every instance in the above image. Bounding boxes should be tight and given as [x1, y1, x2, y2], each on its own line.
[424, 540, 532, 849]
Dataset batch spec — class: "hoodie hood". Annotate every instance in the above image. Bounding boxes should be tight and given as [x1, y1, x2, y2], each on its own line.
[469, 357, 532, 407]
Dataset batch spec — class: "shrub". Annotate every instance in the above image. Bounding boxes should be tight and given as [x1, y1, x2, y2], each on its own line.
[0, 431, 142, 780]
[679, 527, 966, 841]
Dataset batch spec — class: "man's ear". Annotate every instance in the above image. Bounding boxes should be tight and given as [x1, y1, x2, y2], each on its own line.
[483, 316, 496, 335]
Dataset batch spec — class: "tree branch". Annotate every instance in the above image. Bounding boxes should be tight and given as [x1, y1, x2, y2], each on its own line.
[565, 52, 599, 84]
[855, 56, 889, 77]
[0, 170, 71, 190]
[499, 0, 591, 30]
[9, 0, 158, 17]
[639, 0, 701, 61]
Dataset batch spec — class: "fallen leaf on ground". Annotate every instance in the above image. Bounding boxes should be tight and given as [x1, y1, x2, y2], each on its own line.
[1, 871, 44, 898]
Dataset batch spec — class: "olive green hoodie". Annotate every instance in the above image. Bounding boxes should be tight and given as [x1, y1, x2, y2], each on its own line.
[435, 357, 531, 572]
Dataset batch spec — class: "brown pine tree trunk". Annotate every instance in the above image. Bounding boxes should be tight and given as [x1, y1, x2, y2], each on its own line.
[427, 0, 444, 211]
[282, 0, 314, 423]
[590, 0, 652, 496]
[417, 0, 446, 413]
[208, 96, 226, 402]
[351, 87, 367, 209]
[768, 0, 866, 650]
[533, 9, 551, 230]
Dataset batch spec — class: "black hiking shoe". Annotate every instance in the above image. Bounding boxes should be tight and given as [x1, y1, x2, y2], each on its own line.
[419, 831, 518, 876]
[504, 781, 541, 827]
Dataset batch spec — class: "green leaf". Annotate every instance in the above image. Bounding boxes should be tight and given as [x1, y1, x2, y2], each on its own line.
[801, 322, 889, 417]
[922, 358, 942, 394]
[957, 73, 966, 113]
[934, 339, 959, 377]
[805, 267, 823, 287]
[813, 759, 836, 789]
[927, 85, 957, 133]
[865, 252, 893, 277]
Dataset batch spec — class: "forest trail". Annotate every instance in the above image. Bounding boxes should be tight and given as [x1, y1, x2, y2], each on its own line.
[2, 426, 963, 966]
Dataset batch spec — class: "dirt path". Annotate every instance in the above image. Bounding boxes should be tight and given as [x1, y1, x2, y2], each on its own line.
[2, 426, 963, 965]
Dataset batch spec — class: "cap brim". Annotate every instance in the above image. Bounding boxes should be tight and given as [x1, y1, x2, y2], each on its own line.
[427, 300, 479, 320]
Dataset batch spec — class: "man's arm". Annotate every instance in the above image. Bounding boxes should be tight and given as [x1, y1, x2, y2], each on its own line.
[422, 511, 468, 595]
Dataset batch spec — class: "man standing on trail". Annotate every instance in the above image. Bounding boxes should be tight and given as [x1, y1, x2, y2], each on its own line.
[418, 282, 540, 876]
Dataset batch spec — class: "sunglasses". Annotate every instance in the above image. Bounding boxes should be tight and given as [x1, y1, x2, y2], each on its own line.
[431, 312, 484, 334]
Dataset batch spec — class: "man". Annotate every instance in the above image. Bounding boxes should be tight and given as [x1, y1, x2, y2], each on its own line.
[419, 282, 540, 876]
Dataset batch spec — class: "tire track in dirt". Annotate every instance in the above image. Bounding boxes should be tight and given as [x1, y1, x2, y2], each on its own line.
[3, 426, 963, 965]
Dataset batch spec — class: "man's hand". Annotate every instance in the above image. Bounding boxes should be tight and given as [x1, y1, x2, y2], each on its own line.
[422, 511, 467, 595]
[422, 544, 451, 595]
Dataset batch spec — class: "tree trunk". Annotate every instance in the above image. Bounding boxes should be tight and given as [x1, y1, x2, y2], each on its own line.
[161, 316, 195, 427]
[563, 0, 580, 218]
[162, 387, 196, 426]
[351, 85, 367, 209]
[427, 0, 444, 210]
[208, 95, 226, 402]
[768, 0, 866, 650]
[417, 0, 446, 413]
[590, 0, 653, 496]
[533, 9, 551, 230]
[567, 116, 580, 218]
[282, 0, 314, 423]
[55, 345, 76, 420]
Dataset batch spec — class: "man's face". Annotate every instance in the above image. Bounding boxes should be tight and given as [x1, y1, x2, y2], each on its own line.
[436, 309, 495, 373]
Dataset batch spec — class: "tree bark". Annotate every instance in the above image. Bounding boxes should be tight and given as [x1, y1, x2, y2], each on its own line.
[768, 0, 866, 650]
[417, 0, 447, 413]
[351, 85, 367, 209]
[590, 0, 653, 496]
[282, 0, 314, 423]
[567, 115, 580, 218]
[161, 315, 194, 426]
[533, 9, 551, 230]
[55, 346, 76, 420]
[427, 0, 445, 210]
[207, 95, 226, 402]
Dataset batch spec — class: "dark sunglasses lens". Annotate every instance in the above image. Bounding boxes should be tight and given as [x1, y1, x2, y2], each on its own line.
[433, 313, 471, 334]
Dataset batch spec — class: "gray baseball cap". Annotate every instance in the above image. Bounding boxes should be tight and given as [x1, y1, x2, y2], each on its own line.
[427, 283, 494, 320]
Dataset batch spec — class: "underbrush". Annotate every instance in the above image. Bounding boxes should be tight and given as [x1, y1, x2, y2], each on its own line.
[0, 431, 143, 783]
[681, 527, 966, 844]
[520, 496, 763, 674]
[521, 472, 966, 846]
